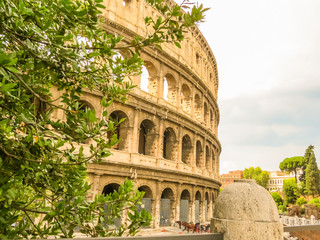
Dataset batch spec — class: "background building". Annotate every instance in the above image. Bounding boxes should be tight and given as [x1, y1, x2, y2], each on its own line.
[70, 0, 223, 228]
[267, 171, 300, 192]
[219, 170, 243, 189]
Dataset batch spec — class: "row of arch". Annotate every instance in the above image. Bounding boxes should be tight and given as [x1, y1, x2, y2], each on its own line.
[109, 109, 218, 172]
[140, 61, 218, 130]
[103, 182, 216, 227]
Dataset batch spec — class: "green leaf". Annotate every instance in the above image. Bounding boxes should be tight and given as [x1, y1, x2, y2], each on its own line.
[174, 41, 181, 48]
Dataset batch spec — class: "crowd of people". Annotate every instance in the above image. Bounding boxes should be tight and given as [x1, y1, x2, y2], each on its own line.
[174, 221, 210, 233]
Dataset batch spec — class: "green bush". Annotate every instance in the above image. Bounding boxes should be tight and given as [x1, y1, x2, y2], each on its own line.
[308, 198, 320, 208]
[271, 192, 283, 207]
[283, 178, 299, 204]
[296, 197, 307, 206]
[301, 207, 305, 215]
[278, 205, 287, 213]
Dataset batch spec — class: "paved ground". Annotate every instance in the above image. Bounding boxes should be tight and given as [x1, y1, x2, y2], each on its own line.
[137, 226, 209, 236]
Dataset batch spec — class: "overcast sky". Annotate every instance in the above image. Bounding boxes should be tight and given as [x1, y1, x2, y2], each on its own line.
[177, 0, 320, 173]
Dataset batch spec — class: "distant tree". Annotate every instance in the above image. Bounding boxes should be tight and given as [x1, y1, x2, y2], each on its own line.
[279, 156, 303, 183]
[300, 145, 315, 183]
[305, 152, 320, 197]
[283, 178, 298, 204]
[243, 167, 270, 188]
[271, 192, 283, 207]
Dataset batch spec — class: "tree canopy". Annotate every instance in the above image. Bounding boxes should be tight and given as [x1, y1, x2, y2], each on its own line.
[0, 0, 207, 238]
[271, 192, 283, 207]
[243, 167, 270, 188]
[283, 178, 298, 204]
[279, 156, 303, 183]
[305, 151, 320, 197]
[300, 145, 315, 183]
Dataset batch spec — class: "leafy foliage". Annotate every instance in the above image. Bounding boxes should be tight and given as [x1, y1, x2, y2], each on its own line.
[0, 0, 207, 238]
[243, 167, 270, 188]
[296, 197, 307, 207]
[271, 192, 283, 207]
[305, 151, 320, 197]
[270, 191, 287, 213]
[307, 198, 320, 208]
[279, 156, 303, 183]
[283, 178, 298, 204]
[300, 145, 315, 183]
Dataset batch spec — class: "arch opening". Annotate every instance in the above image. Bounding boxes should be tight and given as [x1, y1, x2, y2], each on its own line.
[102, 183, 121, 228]
[75, 100, 96, 144]
[194, 94, 202, 121]
[163, 74, 177, 104]
[163, 128, 177, 161]
[212, 150, 215, 175]
[180, 189, 191, 222]
[160, 188, 174, 227]
[138, 185, 153, 225]
[210, 109, 214, 130]
[196, 141, 203, 167]
[140, 65, 149, 92]
[180, 84, 191, 113]
[205, 192, 209, 221]
[140, 62, 158, 96]
[108, 110, 129, 150]
[204, 102, 208, 125]
[181, 135, 192, 164]
[139, 119, 156, 156]
[195, 191, 202, 223]
[205, 145, 210, 170]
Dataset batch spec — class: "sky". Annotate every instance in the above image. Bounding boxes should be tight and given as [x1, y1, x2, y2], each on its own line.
[177, 0, 320, 173]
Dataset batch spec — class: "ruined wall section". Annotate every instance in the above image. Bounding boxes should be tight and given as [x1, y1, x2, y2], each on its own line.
[102, 0, 219, 100]
[84, 0, 222, 227]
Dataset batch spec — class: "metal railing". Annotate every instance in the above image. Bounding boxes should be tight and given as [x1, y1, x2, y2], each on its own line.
[281, 215, 320, 226]
[282, 215, 320, 240]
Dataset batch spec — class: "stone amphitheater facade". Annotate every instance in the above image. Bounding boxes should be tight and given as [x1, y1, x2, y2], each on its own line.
[85, 0, 221, 228]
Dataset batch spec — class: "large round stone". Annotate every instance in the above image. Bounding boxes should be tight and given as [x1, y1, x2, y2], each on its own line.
[211, 179, 283, 240]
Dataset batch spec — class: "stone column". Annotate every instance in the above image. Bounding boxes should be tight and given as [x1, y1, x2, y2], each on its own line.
[201, 188, 206, 223]
[215, 152, 220, 177]
[157, 117, 164, 159]
[91, 174, 101, 200]
[192, 134, 197, 173]
[176, 125, 182, 164]
[154, 181, 161, 228]
[176, 183, 181, 222]
[159, 62, 164, 99]
[190, 85, 195, 116]
[201, 137, 206, 171]
[131, 108, 140, 153]
[201, 93, 205, 123]
[191, 185, 195, 223]
[208, 190, 213, 221]
[176, 74, 182, 109]
[119, 125, 133, 151]
[151, 199, 156, 228]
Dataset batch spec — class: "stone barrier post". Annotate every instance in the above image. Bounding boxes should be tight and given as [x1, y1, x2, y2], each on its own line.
[211, 179, 283, 240]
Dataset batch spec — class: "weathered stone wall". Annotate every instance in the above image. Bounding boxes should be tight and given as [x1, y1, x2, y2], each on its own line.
[79, 0, 222, 228]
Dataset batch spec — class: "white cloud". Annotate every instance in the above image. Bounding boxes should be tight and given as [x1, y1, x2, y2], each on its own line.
[176, 0, 320, 174]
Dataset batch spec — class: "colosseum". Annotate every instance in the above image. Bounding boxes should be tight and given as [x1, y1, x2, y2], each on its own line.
[85, 0, 221, 228]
